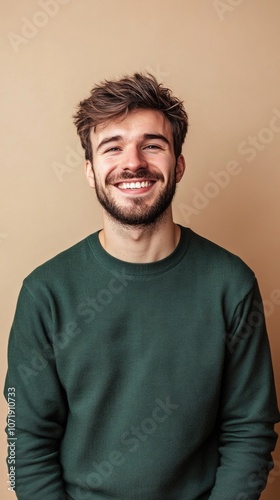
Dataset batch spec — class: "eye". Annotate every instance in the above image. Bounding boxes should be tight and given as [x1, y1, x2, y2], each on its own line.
[144, 144, 161, 150]
[105, 147, 121, 153]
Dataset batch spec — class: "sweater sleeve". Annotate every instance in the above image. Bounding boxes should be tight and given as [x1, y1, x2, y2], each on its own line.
[4, 282, 68, 500]
[210, 278, 280, 500]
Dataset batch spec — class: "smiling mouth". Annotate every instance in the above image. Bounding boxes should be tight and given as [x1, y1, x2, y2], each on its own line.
[116, 180, 154, 190]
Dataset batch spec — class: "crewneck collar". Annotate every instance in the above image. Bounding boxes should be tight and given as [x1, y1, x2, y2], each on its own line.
[87, 225, 192, 278]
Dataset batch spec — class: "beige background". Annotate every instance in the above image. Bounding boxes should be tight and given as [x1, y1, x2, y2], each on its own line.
[1, 0, 280, 498]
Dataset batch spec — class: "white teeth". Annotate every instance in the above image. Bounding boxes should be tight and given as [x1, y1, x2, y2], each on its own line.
[118, 181, 152, 190]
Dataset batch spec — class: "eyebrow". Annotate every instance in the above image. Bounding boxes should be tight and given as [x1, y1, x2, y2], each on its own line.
[143, 134, 171, 146]
[96, 133, 171, 151]
[97, 135, 123, 152]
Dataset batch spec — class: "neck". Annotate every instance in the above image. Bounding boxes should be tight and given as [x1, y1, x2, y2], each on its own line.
[99, 208, 180, 263]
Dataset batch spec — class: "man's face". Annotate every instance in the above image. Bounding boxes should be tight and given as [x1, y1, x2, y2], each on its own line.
[85, 109, 185, 226]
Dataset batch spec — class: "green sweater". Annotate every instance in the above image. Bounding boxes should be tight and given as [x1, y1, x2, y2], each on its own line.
[4, 227, 279, 500]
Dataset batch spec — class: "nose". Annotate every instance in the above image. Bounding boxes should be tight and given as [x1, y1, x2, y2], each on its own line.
[122, 145, 148, 171]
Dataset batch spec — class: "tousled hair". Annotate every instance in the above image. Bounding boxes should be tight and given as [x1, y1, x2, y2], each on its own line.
[73, 72, 188, 161]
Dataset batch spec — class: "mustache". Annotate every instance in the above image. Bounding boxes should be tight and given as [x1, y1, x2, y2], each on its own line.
[107, 170, 164, 184]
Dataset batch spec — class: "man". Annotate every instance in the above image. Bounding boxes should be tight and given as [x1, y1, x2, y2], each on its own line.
[4, 73, 280, 499]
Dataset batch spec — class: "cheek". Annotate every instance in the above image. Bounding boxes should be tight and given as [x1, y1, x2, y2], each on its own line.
[97, 157, 117, 173]
[102, 163, 121, 183]
[94, 169, 112, 188]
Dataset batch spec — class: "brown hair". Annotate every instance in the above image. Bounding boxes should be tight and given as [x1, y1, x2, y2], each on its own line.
[73, 72, 188, 162]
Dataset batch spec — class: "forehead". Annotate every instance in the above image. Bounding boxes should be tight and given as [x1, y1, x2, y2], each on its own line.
[91, 108, 173, 146]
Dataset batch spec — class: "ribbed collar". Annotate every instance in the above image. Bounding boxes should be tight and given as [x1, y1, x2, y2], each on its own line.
[87, 225, 192, 278]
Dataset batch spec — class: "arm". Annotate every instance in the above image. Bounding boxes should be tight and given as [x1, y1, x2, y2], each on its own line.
[4, 282, 68, 500]
[210, 279, 280, 500]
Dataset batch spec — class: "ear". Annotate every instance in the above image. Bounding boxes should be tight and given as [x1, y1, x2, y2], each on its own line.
[85, 160, 95, 189]
[175, 154, 186, 183]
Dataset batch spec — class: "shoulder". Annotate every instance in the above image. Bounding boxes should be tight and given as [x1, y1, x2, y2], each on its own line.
[22, 233, 97, 294]
[185, 228, 255, 295]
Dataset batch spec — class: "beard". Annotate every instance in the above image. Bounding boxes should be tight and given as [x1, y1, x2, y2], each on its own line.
[93, 168, 177, 227]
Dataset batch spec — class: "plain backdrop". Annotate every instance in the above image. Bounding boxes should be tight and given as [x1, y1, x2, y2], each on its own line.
[1, 1, 280, 498]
